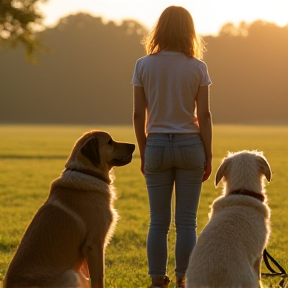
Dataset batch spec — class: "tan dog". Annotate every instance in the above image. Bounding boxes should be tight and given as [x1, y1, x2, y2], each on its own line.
[4, 130, 135, 288]
[186, 150, 271, 288]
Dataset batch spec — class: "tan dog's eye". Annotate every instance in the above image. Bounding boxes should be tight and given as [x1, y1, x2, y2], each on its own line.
[108, 139, 113, 145]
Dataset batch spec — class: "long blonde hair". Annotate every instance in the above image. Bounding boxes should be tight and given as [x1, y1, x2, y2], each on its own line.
[143, 6, 204, 59]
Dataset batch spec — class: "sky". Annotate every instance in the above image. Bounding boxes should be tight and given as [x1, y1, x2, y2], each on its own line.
[38, 0, 288, 36]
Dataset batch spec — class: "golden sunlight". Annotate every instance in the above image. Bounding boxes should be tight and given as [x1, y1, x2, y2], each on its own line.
[39, 0, 288, 36]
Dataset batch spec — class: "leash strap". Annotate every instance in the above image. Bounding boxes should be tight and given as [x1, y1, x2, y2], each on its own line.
[262, 248, 287, 276]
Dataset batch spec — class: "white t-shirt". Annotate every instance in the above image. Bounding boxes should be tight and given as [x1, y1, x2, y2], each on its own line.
[132, 51, 212, 134]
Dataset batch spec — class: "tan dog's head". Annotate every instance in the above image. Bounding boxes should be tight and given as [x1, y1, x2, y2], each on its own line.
[65, 130, 135, 183]
[215, 150, 271, 195]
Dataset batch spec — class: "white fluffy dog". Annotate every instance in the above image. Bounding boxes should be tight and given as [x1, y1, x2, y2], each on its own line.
[186, 150, 271, 288]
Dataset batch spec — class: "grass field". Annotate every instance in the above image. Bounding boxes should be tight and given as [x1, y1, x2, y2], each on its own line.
[0, 124, 287, 287]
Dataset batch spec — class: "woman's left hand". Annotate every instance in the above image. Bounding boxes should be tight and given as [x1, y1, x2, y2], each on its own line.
[141, 155, 145, 175]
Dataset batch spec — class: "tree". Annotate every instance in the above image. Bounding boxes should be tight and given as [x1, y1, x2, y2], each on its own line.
[219, 21, 249, 37]
[0, 0, 47, 57]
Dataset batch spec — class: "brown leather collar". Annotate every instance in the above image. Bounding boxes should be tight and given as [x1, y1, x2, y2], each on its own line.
[63, 168, 110, 184]
[230, 189, 265, 202]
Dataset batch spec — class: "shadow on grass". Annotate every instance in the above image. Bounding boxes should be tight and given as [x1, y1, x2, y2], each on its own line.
[0, 155, 67, 160]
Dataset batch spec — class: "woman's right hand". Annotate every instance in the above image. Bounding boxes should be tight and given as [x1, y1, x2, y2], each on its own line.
[202, 158, 212, 182]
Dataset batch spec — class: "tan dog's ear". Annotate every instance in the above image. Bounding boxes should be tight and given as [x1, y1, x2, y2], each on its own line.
[215, 159, 229, 187]
[257, 155, 272, 182]
[81, 137, 100, 167]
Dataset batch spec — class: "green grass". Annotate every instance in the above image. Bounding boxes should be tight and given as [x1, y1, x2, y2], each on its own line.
[0, 124, 288, 287]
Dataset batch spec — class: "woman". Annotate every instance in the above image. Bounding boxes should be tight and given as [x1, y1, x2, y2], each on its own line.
[131, 6, 212, 288]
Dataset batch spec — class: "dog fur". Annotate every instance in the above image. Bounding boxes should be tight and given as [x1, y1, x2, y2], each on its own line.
[3, 130, 135, 288]
[186, 150, 271, 288]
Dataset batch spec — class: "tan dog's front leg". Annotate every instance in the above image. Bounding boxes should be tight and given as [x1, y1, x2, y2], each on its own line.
[86, 242, 105, 288]
[254, 256, 261, 279]
[80, 260, 90, 278]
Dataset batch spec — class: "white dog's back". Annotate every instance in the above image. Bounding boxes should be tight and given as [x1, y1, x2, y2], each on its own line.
[186, 151, 271, 288]
[186, 195, 270, 288]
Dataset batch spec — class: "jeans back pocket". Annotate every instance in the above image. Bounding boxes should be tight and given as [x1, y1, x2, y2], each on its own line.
[179, 143, 205, 169]
[145, 145, 164, 171]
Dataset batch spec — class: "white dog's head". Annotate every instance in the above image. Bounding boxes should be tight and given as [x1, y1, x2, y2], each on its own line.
[215, 150, 271, 196]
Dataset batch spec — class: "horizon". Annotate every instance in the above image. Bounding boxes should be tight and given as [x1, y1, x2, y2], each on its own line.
[38, 0, 288, 36]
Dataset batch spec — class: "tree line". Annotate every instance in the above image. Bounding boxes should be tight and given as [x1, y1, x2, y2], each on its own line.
[0, 13, 287, 125]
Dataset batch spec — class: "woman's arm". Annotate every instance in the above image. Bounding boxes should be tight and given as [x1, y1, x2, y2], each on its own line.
[196, 85, 213, 182]
[133, 86, 147, 174]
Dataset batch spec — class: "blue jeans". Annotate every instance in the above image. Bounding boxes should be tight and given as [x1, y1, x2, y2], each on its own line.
[144, 134, 205, 278]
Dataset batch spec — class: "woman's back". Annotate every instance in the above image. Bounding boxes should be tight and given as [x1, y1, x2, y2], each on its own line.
[132, 51, 211, 133]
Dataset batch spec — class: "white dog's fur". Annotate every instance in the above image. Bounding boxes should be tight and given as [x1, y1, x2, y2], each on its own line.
[186, 150, 271, 288]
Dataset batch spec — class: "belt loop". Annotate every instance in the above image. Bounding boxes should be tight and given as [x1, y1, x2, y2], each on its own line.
[169, 134, 173, 141]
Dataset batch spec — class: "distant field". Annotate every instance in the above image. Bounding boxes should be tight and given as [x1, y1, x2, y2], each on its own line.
[0, 124, 287, 287]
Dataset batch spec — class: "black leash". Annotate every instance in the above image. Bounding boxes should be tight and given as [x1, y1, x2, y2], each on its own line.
[262, 248, 287, 277]
[262, 248, 287, 288]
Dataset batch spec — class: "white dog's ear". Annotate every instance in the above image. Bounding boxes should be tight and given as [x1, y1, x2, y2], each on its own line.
[215, 159, 229, 187]
[257, 155, 272, 182]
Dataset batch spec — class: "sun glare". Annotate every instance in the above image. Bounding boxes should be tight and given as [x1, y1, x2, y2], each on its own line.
[39, 0, 288, 35]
